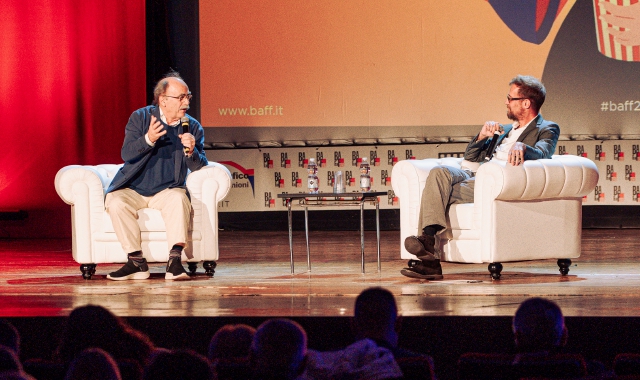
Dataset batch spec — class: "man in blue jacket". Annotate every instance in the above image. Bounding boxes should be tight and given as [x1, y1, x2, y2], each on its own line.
[105, 71, 208, 281]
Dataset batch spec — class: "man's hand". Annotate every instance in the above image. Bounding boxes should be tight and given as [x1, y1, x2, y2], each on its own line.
[508, 142, 526, 166]
[179, 132, 196, 155]
[478, 121, 503, 141]
[600, 1, 640, 46]
[147, 115, 166, 143]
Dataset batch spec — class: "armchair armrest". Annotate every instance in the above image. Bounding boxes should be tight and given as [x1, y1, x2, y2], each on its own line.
[186, 162, 232, 203]
[475, 155, 599, 202]
[391, 157, 464, 200]
[391, 157, 464, 256]
[186, 162, 232, 255]
[55, 165, 122, 261]
[55, 165, 120, 206]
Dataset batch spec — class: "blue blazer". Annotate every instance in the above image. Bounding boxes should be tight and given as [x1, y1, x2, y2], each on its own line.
[106, 105, 208, 194]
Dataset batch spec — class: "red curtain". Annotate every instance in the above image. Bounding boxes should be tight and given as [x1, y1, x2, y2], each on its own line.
[0, 1, 146, 237]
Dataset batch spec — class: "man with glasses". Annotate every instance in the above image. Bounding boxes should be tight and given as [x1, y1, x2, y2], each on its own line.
[104, 71, 208, 281]
[401, 75, 559, 280]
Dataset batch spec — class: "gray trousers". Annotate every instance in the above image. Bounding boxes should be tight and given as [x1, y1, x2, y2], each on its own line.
[418, 166, 476, 233]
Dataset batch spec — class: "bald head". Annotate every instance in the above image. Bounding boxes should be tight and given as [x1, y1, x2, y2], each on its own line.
[152, 71, 188, 106]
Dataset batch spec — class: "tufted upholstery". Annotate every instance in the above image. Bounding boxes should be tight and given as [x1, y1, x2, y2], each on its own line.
[391, 155, 599, 274]
[55, 162, 231, 278]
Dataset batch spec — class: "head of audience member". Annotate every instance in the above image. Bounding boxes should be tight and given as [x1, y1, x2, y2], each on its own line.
[0, 345, 22, 374]
[0, 320, 20, 355]
[353, 287, 401, 348]
[250, 319, 307, 380]
[0, 371, 36, 380]
[208, 324, 256, 362]
[142, 349, 213, 380]
[512, 297, 568, 353]
[55, 305, 155, 366]
[64, 348, 121, 380]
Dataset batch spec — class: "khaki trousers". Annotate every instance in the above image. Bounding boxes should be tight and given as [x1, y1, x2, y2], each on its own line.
[418, 166, 475, 233]
[105, 187, 191, 254]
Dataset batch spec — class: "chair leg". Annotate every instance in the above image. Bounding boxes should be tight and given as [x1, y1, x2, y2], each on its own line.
[557, 259, 572, 275]
[203, 261, 217, 277]
[488, 262, 503, 280]
[187, 262, 198, 276]
[80, 264, 96, 280]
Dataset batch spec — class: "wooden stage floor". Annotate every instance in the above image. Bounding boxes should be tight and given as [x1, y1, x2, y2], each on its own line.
[1, 229, 639, 318]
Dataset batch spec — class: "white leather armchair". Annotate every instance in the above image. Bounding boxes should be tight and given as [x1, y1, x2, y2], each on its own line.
[55, 162, 232, 279]
[391, 155, 599, 279]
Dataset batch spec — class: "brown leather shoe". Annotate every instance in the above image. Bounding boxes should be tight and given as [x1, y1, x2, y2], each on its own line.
[400, 259, 443, 280]
[404, 234, 437, 261]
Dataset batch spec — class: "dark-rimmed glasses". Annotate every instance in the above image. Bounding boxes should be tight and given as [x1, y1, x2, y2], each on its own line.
[507, 94, 527, 102]
[164, 93, 192, 102]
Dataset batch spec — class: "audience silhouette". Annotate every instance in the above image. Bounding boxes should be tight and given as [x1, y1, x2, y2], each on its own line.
[0, 320, 20, 356]
[208, 324, 255, 380]
[0, 345, 23, 374]
[63, 348, 121, 380]
[143, 349, 213, 380]
[354, 287, 432, 360]
[208, 323, 255, 362]
[7, 297, 640, 380]
[512, 297, 567, 355]
[352, 287, 435, 380]
[54, 305, 155, 368]
[250, 318, 307, 380]
[513, 297, 608, 377]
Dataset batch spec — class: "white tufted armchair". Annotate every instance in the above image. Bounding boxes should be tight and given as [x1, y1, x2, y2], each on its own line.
[391, 155, 599, 279]
[55, 162, 232, 279]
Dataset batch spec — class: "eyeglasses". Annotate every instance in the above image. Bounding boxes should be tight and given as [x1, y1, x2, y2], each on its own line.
[507, 94, 527, 102]
[163, 93, 192, 102]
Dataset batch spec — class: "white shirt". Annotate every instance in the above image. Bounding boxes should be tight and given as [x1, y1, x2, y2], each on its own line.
[493, 116, 536, 162]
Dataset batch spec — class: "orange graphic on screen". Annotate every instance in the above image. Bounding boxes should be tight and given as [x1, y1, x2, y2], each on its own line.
[199, 0, 575, 128]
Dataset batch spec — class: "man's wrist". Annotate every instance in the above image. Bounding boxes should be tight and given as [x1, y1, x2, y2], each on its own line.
[145, 133, 155, 146]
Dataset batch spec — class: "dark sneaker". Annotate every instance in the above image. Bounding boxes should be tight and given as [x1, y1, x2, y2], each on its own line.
[165, 257, 190, 281]
[404, 234, 437, 261]
[400, 259, 443, 280]
[107, 259, 150, 281]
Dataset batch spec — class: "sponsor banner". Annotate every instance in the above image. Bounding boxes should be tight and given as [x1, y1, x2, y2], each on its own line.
[207, 140, 640, 211]
[558, 141, 638, 204]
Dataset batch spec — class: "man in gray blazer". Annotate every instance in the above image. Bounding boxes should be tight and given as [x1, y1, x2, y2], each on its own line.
[402, 75, 560, 280]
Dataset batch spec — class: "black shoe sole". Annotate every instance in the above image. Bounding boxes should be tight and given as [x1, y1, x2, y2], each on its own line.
[400, 268, 443, 280]
[404, 237, 437, 261]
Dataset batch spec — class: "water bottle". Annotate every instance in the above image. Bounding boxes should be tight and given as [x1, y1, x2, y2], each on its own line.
[333, 170, 344, 193]
[359, 157, 371, 192]
[307, 158, 319, 193]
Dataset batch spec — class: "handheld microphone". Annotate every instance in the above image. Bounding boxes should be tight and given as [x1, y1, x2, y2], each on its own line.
[180, 117, 190, 155]
[485, 125, 504, 161]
